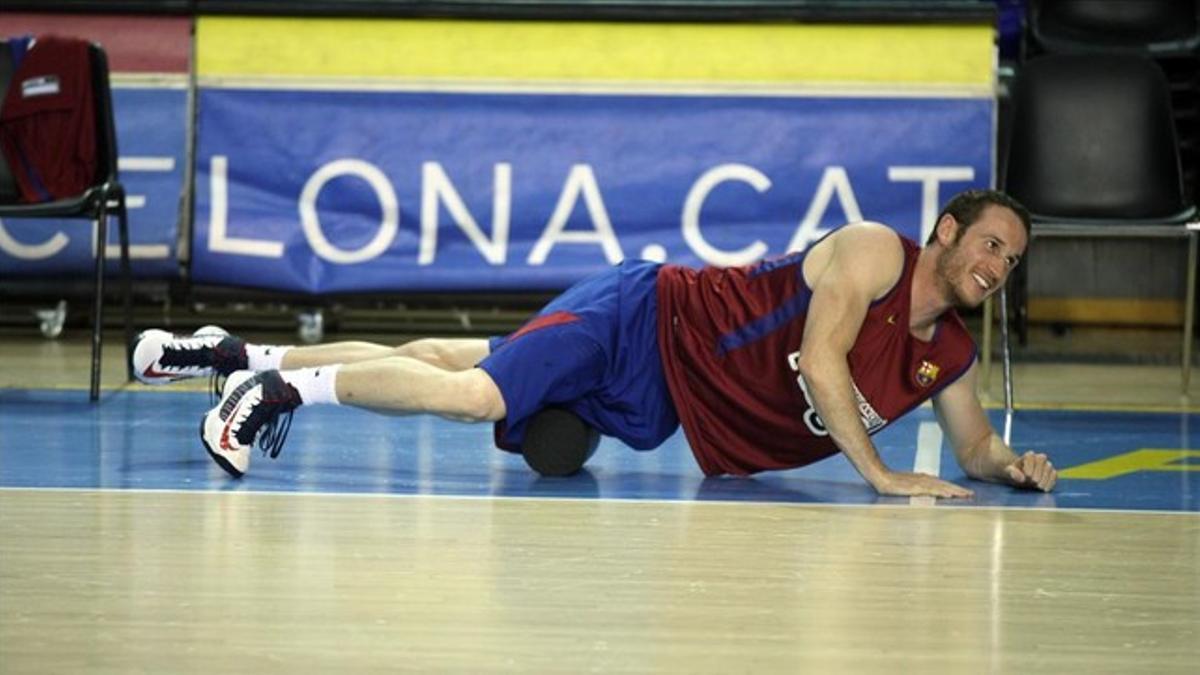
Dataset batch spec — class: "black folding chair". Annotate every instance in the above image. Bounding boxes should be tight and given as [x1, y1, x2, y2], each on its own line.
[0, 40, 133, 401]
[1027, 0, 1200, 56]
[998, 53, 1200, 433]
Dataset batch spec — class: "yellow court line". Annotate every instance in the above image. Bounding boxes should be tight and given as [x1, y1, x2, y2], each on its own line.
[197, 17, 994, 88]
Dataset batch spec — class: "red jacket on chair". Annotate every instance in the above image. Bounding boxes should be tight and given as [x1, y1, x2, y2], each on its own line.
[0, 35, 96, 203]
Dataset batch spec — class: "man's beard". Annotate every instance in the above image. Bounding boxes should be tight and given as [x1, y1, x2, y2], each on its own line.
[934, 242, 976, 309]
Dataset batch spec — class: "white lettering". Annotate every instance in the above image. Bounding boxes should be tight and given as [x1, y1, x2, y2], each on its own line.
[112, 156, 173, 259]
[208, 155, 284, 258]
[528, 164, 623, 265]
[0, 220, 68, 260]
[681, 163, 771, 266]
[420, 162, 511, 265]
[887, 166, 975, 244]
[787, 166, 862, 252]
[299, 159, 398, 265]
[788, 348, 886, 436]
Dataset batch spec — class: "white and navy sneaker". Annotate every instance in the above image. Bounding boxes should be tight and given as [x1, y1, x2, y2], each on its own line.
[132, 326, 247, 385]
[200, 370, 302, 478]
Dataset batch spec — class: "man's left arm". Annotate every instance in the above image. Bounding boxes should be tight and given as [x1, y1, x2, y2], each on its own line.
[932, 361, 1057, 492]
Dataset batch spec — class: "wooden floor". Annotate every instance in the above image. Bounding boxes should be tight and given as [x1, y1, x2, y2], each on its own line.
[2, 328, 1199, 673]
[2, 490, 1197, 674]
[3, 490, 1198, 673]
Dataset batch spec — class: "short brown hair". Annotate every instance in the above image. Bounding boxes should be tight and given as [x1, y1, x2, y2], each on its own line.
[925, 189, 1031, 245]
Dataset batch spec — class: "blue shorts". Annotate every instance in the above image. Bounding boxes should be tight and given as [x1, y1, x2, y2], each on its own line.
[479, 260, 680, 452]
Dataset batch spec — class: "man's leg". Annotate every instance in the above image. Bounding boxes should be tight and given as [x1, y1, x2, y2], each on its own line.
[335, 356, 505, 421]
[281, 338, 489, 372]
[133, 327, 490, 385]
[200, 356, 505, 477]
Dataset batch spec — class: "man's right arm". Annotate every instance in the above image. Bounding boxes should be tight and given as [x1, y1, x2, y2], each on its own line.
[796, 224, 973, 498]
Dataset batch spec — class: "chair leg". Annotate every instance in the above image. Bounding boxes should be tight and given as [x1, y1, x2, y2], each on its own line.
[1014, 255, 1029, 346]
[90, 201, 109, 402]
[116, 194, 133, 381]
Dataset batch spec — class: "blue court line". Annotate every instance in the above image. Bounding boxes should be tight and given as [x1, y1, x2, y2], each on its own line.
[2, 388, 1197, 512]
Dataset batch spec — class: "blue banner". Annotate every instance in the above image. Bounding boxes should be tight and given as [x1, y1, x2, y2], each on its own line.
[0, 86, 187, 279]
[194, 88, 992, 292]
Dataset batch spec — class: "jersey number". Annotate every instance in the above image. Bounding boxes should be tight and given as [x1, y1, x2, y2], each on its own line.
[787, 350, 887, 437]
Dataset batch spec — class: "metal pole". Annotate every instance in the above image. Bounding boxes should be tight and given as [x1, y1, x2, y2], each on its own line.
[981, 295, 993, 394]
[999, 286, 1014, 445]
[1182, 230, 1197, 396]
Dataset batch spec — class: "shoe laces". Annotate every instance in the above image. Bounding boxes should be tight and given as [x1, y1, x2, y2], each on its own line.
[208, 373, 226, 405]
[237, 375, 301, 460]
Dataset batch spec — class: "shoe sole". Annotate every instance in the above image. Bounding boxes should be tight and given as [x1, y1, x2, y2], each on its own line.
[199, 410, 245, 479]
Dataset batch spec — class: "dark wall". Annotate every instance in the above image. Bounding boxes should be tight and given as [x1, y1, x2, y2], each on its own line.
[3, 1, 995, 22]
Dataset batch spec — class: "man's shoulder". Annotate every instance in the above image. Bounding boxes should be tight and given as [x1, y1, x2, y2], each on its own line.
[836, 220, 902, 241]
[829, 222, 911, 260]
[818, 223, 908, 299]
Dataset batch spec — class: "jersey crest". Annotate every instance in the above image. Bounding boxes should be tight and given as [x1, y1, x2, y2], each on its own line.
[915, 360, 941, 387]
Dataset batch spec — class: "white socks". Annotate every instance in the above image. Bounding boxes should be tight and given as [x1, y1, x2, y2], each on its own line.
[279, 365, 341, 405]
[246, 344, 293, 371]
[241, 343, 342, 405]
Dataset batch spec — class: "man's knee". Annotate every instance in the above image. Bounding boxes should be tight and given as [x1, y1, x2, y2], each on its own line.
[452, 370, 506, 422]
[396, 337, 488, 372]
[394, 338, 441, 365]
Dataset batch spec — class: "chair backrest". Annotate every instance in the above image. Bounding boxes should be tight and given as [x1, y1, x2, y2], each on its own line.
[87, 42, 119, 188]
[0, 40, 18, 202]
[1030, 0, 1200, 53]
[0, 37, 118, 204]
[1004, 53, 1192, 221]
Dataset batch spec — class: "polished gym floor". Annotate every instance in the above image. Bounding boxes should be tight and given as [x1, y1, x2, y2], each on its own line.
[1, 328, 1198, 673]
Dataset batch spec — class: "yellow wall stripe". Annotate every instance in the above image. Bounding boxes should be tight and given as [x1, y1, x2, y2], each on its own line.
[197, 17, 993, 87]
[1028, 298, 1184, 327]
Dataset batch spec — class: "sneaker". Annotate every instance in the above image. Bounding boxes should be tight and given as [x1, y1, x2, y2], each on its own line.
[200, 370, 302, 478]
[132, 326, 247, 385]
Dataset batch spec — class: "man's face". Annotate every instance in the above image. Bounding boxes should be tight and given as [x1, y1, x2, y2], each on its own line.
[934, 205, 1028, 309]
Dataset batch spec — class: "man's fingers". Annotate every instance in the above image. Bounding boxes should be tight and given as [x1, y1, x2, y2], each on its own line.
[1006, 464, 1026, 484]
[934, 479, 973, 499]
[1007, 452, 1058, 492]
[1028, 461, 1045, 485]
[1037, 460, 1056, 491]
[880, 473, 974, 498]
[1028, 455, 1052, 488]
[949, 485, 975, 498]
[1038, 461, 1054, 486]
[914, 472, 974, 498]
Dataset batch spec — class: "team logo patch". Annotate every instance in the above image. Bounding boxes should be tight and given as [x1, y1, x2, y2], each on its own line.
[915, 360, 940, 387]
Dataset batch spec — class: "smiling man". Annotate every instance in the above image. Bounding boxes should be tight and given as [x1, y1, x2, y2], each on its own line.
[133, 189, 1056, 497]
[656, 188, 1053, 497]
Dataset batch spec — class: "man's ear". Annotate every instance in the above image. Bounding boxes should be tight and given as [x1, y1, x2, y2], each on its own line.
[934, 214, 959, 246]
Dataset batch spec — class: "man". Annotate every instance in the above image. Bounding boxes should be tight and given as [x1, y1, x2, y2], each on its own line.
[134, 189, 1056, 497]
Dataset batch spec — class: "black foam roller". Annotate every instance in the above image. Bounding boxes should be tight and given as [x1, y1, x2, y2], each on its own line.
[521, 408, 600, 477]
